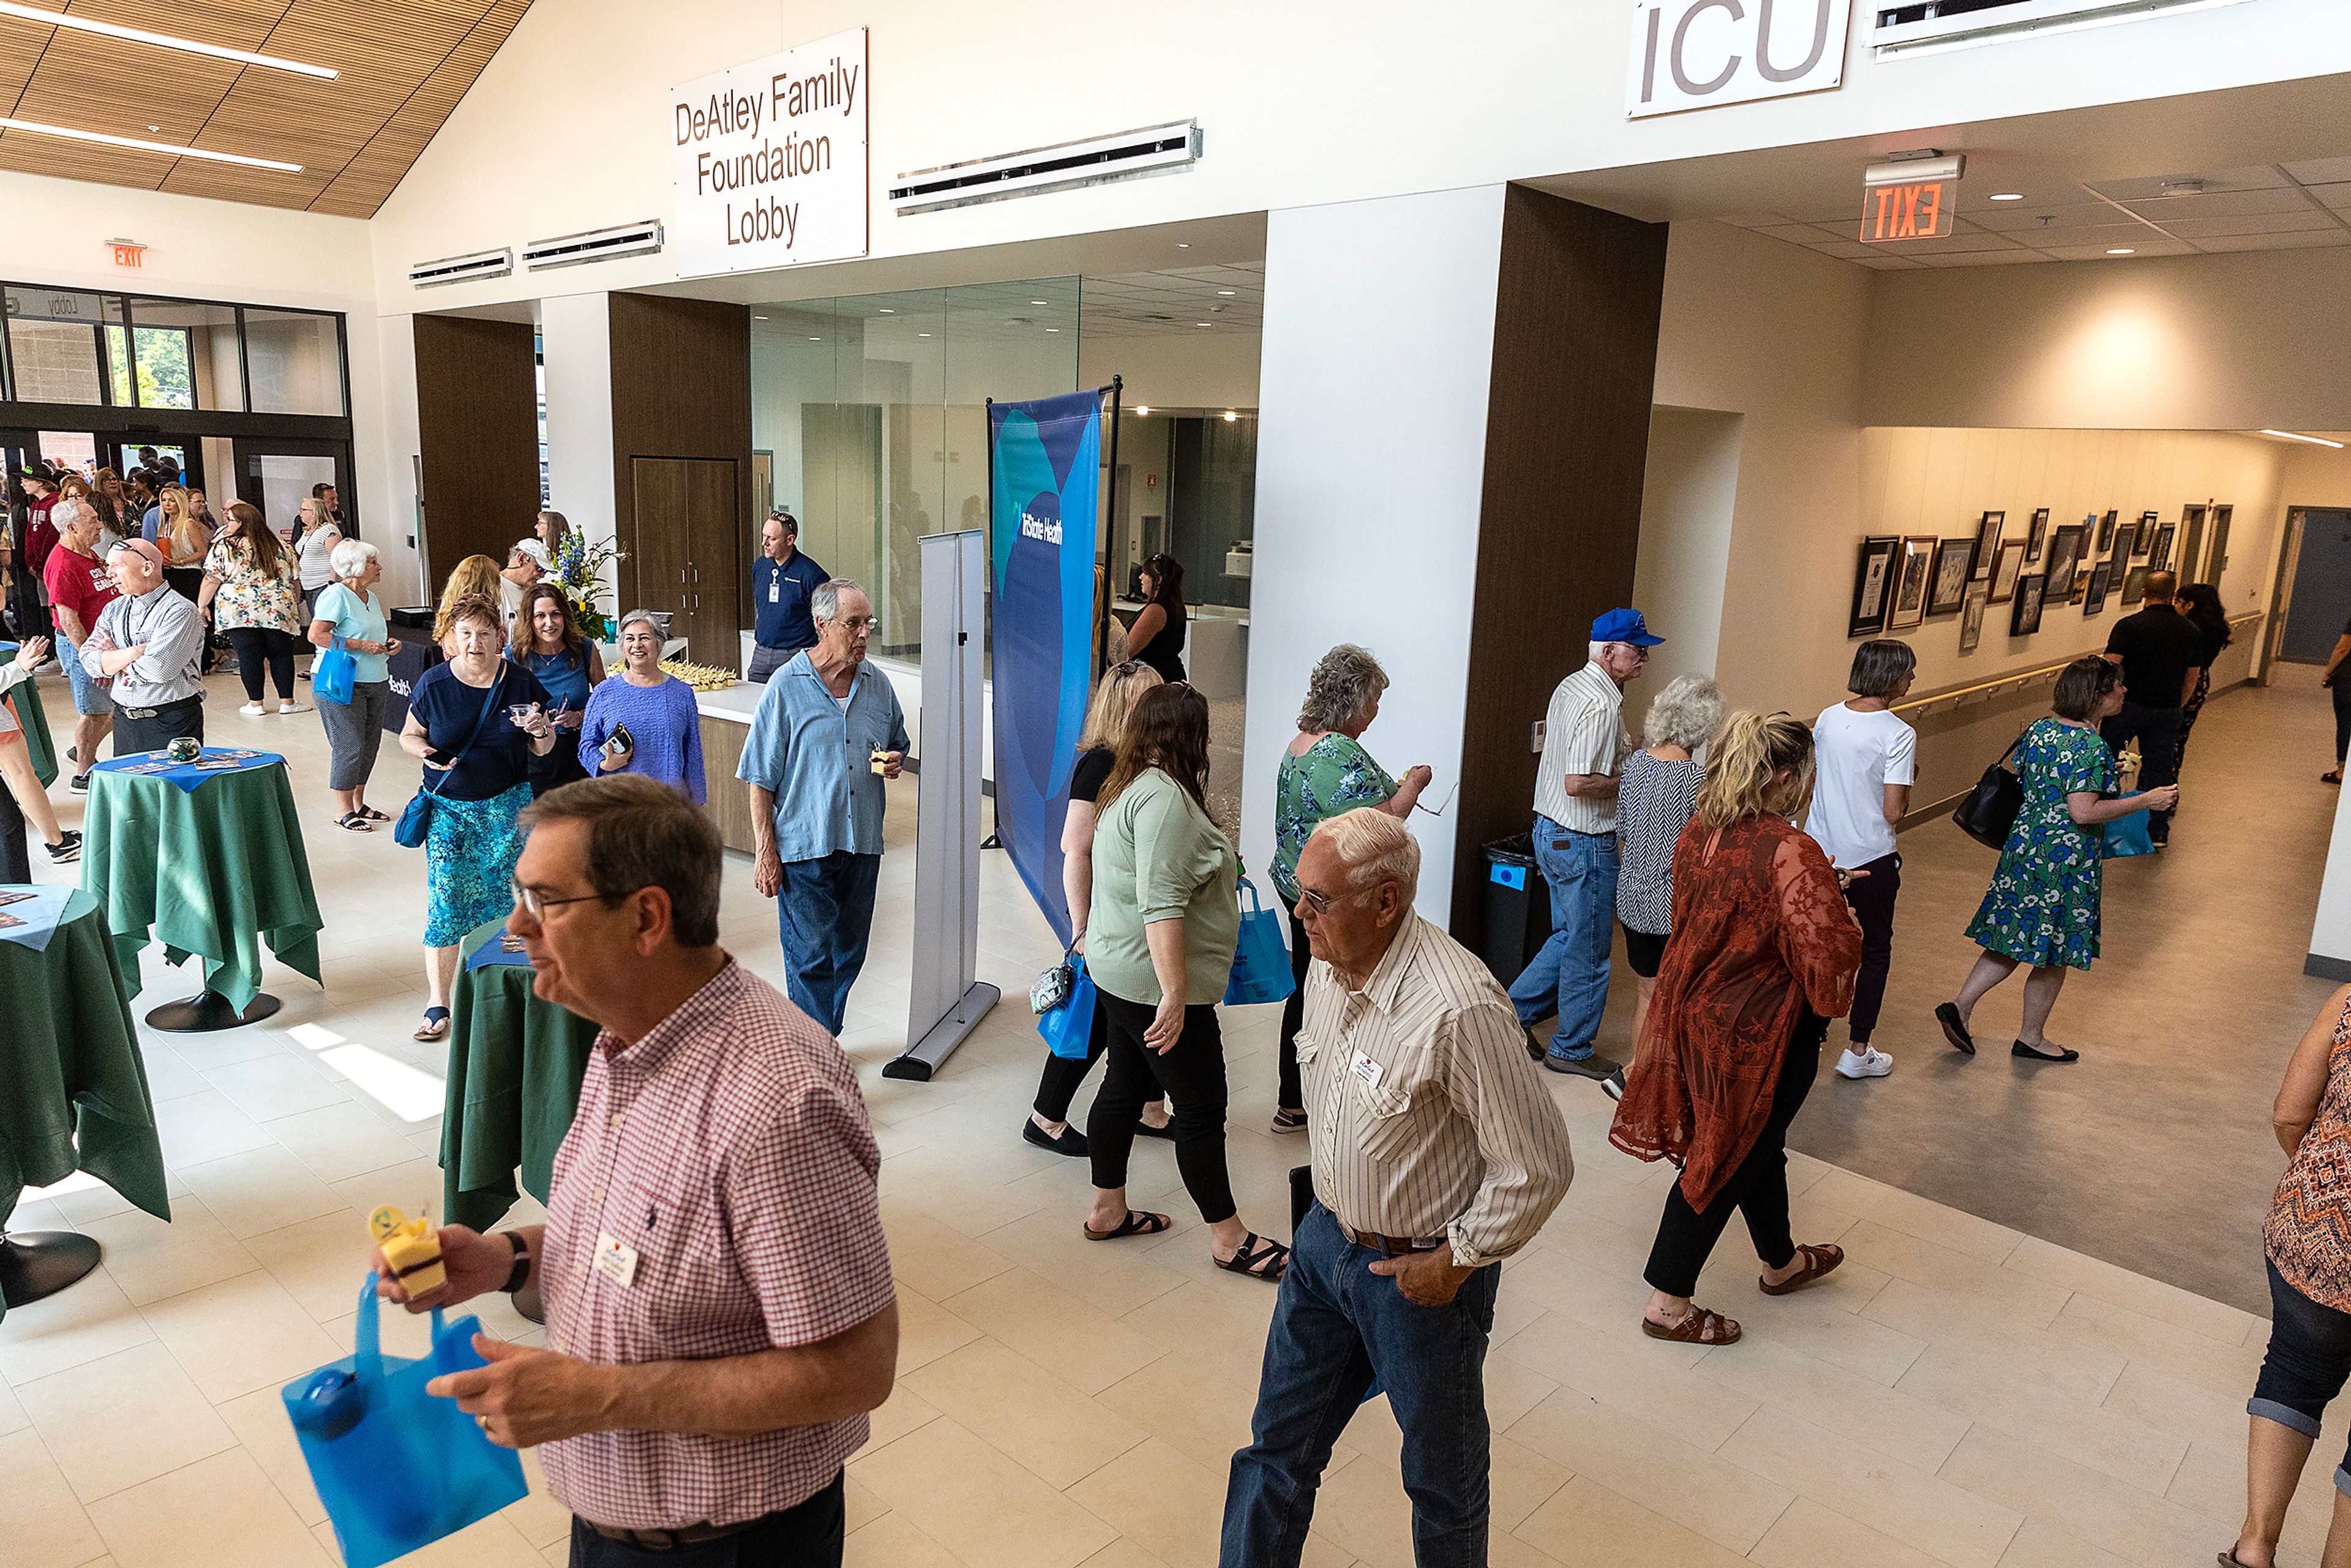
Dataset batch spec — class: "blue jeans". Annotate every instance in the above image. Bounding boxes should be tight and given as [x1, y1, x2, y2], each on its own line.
[1221, 1204, 1501, 1568]
[1506, 817, 1618, 1059]
[2252, 1256, 2351, 1496]
[776, 850, 880, 1035]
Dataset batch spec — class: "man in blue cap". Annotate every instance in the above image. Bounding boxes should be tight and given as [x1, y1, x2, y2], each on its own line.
[1511, 607, 1663, 1082]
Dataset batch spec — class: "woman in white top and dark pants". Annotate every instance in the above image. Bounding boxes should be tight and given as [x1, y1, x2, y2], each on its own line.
[1804, 639, 1918, 1081]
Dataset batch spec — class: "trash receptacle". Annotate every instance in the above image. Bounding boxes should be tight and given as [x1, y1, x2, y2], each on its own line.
[1480, 833, 1552, 987]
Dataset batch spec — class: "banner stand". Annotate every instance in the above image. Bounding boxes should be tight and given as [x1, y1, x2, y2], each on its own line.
[885, 529, 998, 1081]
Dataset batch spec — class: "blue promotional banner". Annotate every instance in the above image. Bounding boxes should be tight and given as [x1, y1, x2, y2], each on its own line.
[988, 388, 1103, 947]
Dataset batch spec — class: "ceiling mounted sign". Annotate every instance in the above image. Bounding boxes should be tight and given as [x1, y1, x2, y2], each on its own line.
[1859, 151, 1963, 242]
[670, 26, 868, 278]
[1627, 0, 1854, 118]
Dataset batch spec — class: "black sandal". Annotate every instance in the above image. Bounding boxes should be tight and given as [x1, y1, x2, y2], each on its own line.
[334, 811, 371, 833]
[1217, 1232, 1289, 1283]
[358, 805, 391, 822]
[413, 1006, 451, 1043]
[1084, 1210, 1170, 1242]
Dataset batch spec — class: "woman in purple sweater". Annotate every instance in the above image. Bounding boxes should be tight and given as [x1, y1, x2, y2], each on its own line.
[577, 609, 707, 802]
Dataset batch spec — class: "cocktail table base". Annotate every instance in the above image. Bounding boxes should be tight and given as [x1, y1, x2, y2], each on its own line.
[0, 1231, 102, 1306]
[146, 989, 282, 1032]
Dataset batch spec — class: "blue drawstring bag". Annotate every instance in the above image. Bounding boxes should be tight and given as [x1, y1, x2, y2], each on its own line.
[281, 1276, 528, 1568]
[1224, 877, 1297, 1007]
[313, 636, 357, 705]
[2105, 791, 2156, 858]
[1038, 956, 1098, 1060]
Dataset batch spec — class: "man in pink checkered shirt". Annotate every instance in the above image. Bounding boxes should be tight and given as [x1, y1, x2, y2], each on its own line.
[375, 774, 899, 1565]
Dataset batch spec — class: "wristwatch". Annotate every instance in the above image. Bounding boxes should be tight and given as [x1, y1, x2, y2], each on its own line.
[498, 1232, 533, 1294]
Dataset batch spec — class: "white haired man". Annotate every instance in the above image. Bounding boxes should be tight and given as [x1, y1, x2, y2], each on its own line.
[1510, 607, 1664, 1078]
[736, 578, 909, 1033]
[1221, 807, 1573, 1565]
[83, 538, 208, 754]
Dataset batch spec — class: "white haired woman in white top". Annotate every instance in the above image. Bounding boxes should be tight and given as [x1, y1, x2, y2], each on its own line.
[306, 538, 402, 831]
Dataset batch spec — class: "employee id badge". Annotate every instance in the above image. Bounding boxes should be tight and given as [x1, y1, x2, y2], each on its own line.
[768, 580, 781, 603]
[591, 1232, 639, 1288]
[1348, 1047, 1384, 1090]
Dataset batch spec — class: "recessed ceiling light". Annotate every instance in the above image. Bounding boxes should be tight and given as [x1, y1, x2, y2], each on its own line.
[0, 116, 300, 170]
[0, 0, 337, 77]
[1030, 299, 1048, 306]
[2105, 248, 2135, 255]
[1177, 242, 1190, 249]
[1990, 192, 2024, 201]
[753, 315, 768, 320]
[1217, 289, 1236, 296]
[1223, 410, 1237, 422]
[1045, 327, 1060, 332]
[808, 336, 822, 340]
[918, 332, 932, 337]
[146, 124, 159, 132]
[2261, 429, 2346, 448]
[877, 308, 893, 314]
[1195, 321, 1211, 327]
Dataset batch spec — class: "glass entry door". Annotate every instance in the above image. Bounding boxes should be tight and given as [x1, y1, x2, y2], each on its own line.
[230, 437, 351, 546]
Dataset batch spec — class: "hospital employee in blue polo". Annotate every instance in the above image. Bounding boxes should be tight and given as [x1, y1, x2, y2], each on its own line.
[737, 576, 910, 1035]
[747, 509, 830, 682]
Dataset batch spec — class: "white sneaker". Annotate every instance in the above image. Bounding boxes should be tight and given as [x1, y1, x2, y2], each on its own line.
[278, 700, 309, 715]
[239, 702, 266, 716]
[1836, 1046, 1893, 1079]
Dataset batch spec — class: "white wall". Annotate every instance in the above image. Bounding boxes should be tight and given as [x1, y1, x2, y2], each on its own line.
[1629, 405, 1743, 735]
[1078, 329, 1261, 413]
[540, 293, 617, 563]
[1243, 186, 1505, 925]
[2313, 784, 2351, 971]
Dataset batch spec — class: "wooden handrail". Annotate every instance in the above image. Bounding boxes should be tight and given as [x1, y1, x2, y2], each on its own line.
[1891, 611, 2263, 721]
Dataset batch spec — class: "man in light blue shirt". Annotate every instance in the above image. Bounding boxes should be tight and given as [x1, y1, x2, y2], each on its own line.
[737, 578, 909, 1033]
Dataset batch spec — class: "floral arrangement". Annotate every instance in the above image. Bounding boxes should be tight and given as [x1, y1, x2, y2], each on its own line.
[552, 530, 625, 642]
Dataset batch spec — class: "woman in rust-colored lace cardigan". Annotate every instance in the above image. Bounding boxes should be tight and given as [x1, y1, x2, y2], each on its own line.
[1610, 711, 1863, 1348]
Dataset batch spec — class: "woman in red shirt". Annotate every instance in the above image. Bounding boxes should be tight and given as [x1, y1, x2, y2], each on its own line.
[1610, 711, 1864, 1347]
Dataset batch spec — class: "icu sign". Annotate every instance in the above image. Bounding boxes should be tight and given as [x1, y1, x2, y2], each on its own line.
[670, 27, 868, 277]
[1627, 0, 1853, 118]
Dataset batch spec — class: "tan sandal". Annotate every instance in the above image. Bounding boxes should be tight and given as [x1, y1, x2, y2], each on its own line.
[1641, 1305, 1741, 1345]
[1760, 1242, 1843, 1296]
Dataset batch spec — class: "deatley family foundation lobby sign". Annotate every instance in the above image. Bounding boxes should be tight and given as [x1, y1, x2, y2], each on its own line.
[670, 26, 869, 276]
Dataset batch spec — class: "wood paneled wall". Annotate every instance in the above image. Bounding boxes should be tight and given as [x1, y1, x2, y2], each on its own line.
[608, 293, 754, 623]
[413, 313, 541, 600]
[1450, 186, 1671, 939]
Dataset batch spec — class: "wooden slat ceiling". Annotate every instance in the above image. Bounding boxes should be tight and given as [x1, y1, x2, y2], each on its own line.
[0, 0, 533, 217]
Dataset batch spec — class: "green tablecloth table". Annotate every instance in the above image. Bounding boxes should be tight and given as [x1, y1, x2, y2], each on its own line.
[0, 644, 58, 787]
[79, 757, 323, 1011]
[1, 886, 171, 1323]
[441, 918, 601, 1231]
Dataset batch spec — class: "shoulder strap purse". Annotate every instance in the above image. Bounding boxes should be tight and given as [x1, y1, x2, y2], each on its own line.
[392, 664, 508, 849]
[1950, 728, 2029, 850]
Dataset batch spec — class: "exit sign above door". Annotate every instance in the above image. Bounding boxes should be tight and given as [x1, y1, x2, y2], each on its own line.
[1859, 179, 1956, 242]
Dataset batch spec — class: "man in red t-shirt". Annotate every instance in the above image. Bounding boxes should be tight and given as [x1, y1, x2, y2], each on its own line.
[41, 497, 118, 787]
[12, 469, 58, 643]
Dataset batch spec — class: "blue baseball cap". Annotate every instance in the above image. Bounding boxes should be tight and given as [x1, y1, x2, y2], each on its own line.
[1591, 607, 1664, 647]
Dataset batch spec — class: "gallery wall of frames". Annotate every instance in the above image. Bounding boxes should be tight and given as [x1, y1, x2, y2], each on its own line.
[1848, 500, 2232, 651]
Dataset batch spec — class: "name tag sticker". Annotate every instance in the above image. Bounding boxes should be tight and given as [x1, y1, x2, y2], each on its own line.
[1349, 1048, 1383, 1089]
[592, 1231, 639, 1288]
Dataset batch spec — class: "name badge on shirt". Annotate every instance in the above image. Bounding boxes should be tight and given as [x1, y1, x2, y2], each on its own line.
[769, 580, 781, 603]
[1349, 1048, 1384, 1090]
[592, 1231, 640, 1288]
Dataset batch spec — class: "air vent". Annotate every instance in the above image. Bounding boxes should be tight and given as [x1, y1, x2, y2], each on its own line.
[1872, 0, 2251, 53]
[407, 247, 511, 289]
[890, 120, 1200, 217]
[522, 220, 665, 272]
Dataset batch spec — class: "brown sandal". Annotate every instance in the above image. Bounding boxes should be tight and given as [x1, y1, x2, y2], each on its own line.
[1641, 1305, 1741, 1345]
[1760, 1242, 1844, 1296]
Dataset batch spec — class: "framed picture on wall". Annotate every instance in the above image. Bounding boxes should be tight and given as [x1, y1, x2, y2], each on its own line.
[2150, 522, 2177, 572]
[2070, 566, 2091, 604]
[2096, 509, 2118, 552]
[2026, 508, 2051, 561]
[2122, 564, 2151, 606]
[1959, 579, 1991, 655]
[1888, 535, 1936, 630]
[2132, 511, 2158, 557]
[1970, 511, 2006, 580]
[1929, 536, 1974, 615]
[2044, 523, 2085, 597]
[2010, 572, 2047, 636]
[1990, 539, 2027, 603]
[2085, 560, 2113, 615]
[1849, 535, 1899, 638]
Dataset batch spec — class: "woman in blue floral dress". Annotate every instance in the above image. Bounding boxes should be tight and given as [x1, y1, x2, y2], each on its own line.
[1937, 656, 2178, 1063]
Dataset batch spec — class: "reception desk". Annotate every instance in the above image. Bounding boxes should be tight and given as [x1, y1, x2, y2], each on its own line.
[692, 665, 917, 855]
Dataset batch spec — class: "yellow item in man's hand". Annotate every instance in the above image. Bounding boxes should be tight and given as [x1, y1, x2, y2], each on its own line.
[368, 1206, 445, 1296]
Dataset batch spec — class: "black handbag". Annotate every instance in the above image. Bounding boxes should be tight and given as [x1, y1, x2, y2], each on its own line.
[1951, 730, 2028, 850]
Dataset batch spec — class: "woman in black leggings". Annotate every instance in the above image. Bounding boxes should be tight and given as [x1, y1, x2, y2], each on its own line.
[197, 501, 309, 716]
[2325, 618, 2351, 786]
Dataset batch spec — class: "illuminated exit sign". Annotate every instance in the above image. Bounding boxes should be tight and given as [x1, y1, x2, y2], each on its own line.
[1859, 180, 1955, 242]
[108, 239, 145, 268]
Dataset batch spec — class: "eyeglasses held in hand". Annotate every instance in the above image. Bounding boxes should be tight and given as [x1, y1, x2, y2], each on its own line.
[1412, 778, 1459, 818]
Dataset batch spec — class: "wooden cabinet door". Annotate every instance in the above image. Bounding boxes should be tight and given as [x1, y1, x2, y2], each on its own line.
[629, 456, 741, 667]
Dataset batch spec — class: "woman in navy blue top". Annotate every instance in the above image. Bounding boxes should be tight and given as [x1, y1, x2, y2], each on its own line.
[511, 582, 605, 795]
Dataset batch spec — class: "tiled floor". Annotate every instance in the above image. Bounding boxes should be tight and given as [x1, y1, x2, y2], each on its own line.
[0, 666, 2315, 1567]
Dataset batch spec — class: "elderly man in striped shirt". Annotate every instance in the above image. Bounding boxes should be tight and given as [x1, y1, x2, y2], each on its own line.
[1509, 607, 1665, 1080]
[1221, 808, 1574, 1567]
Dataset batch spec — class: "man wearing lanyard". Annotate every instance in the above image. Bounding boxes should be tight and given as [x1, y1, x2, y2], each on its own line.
[378, 775, 899, 1566]
[83, 538, 209, 754]
[746, 511, 828, 683]
[736, 578, 908, 1035]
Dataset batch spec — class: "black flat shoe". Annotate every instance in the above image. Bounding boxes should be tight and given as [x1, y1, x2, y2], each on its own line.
[1935, 1002, 1974, 1056]
[1022, 1118, 1088, 1157]
[2012, 1038, 2079, 1063]
[1134, 1116, 1176, 1141]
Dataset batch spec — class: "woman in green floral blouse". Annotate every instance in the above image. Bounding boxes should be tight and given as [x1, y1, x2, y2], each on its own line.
[1269, 644, 1432, 1131]
[1938, 656, 2178, 1064]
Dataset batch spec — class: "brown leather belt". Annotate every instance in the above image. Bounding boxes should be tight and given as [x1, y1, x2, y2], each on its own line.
[586, 1518, 753, 1551]
[1336, 1220, 1445, 1257]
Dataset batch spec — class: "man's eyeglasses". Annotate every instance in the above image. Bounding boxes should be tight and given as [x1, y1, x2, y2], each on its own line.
[509, 877, 617, 920]
[1295, 883, 1374, 917]
[836, 617, 881, 635]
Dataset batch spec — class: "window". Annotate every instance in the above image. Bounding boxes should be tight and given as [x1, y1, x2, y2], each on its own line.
[128, 298, 242, 411]
[4, 287, 123, 404]
[243, 307, 345, 415]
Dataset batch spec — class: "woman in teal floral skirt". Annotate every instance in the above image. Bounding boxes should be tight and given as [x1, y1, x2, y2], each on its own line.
[1935, 656, 2178, 1063]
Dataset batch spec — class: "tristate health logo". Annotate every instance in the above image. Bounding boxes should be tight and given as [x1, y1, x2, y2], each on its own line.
[1019, 512, 1064, 545]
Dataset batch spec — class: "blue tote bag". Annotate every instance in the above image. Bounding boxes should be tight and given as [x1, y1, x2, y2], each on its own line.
[1038, 956, 1099, 1061]
[2105, 791, 2156, 859]
[312, 636, 357, 705]
[1224, 876, 1297, 1007]
[281, 1276, 528, 1568]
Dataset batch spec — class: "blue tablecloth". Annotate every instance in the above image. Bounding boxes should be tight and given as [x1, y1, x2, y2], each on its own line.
[91, 747, 285, 794]
[0, 883, 77, 952]
[464, 922, 533, 970]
